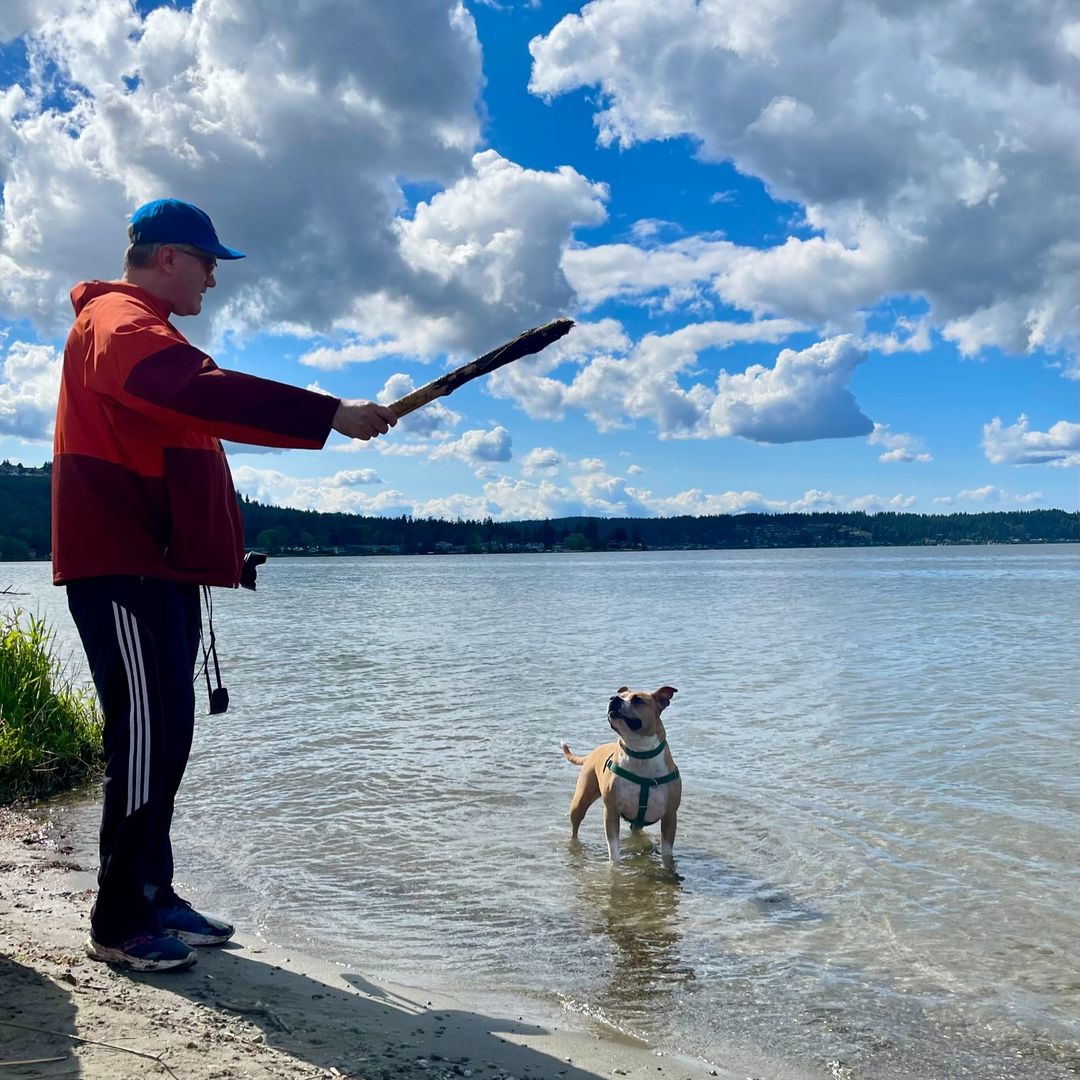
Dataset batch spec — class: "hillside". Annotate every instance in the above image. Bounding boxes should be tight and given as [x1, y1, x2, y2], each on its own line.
[1, 462, 1076, 560]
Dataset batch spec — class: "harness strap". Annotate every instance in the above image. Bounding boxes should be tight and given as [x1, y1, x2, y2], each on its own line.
[618, 738, 667, 760]
[604, 756, 680, 827]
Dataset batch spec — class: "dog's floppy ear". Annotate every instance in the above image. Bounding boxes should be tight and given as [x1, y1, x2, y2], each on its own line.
[654, 686, 678, 710]
[616, 686, 629, 694]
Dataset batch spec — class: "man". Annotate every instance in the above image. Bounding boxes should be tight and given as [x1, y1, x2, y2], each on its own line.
[52, 198, 397, 972]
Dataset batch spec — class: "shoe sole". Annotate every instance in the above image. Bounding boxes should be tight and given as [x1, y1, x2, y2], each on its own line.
[170, 928, 234, 946]
[85, 936, 197, 972]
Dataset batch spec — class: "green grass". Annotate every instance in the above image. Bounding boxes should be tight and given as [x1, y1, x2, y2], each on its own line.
[0, 608, 103, 804]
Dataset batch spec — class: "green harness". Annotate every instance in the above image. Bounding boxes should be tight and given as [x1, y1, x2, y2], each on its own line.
[604, 739, 680, 829]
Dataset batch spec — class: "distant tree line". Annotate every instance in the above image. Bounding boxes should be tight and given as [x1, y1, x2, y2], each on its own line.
[1, 461, 1076, 562]
[0, 462, 51, 561]
[240, 500, 1077, 554]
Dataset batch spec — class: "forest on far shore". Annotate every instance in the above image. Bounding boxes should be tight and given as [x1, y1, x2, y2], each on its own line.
[1, 460, 1076, 561]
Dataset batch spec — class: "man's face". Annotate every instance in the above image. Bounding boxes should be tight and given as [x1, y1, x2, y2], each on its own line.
[164, 244, 217, 316]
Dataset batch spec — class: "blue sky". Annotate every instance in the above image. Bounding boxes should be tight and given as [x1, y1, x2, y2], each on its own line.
[0, 0, 1076, 519]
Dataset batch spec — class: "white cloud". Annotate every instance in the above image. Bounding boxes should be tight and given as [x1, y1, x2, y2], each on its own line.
[670, 487, 918, 514]
[393, 149, 608, 342]
[532, 0, 1079, 362]
[333, 468, 383, 486]
[295, 149, 607, 366]
[430, 425, 513, 465]
[489, 317, 829, 440]
[0, 339, 60, 440]
[863, 315, 933, 357]
[630, 218, 678, 241]
[709, 335, 873, 443]
[0, 2, 608, 360]
[563, 226, 899, 326]
[867, 423, 933, 463]
[233, 453, 927, 520]
[940, 485, 1045, 506]
[231, 465, 405, 516]
[801, 491, 917, 513]
[981, 414, 1080, 467]
[520, 446, 564, 475]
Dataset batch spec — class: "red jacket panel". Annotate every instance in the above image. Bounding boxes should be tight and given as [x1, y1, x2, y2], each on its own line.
[52, 281, 341, 586]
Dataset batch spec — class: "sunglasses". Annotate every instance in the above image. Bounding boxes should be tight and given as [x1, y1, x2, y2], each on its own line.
[170, 244, 218, 276]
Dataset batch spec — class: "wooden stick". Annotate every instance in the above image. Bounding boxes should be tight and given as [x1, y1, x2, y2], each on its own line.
[0, 1021, 179, 1080]
[388, 317, 574, 418]
[0, 1055, 69, 1067]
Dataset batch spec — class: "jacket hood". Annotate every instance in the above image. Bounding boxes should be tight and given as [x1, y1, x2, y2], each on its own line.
[70, 280, 171, 319]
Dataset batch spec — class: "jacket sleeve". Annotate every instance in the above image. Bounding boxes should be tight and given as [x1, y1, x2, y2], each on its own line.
[89, 306, 341, 449]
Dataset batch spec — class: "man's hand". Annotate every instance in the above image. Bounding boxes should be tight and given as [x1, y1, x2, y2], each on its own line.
[332, 399, 398, 441]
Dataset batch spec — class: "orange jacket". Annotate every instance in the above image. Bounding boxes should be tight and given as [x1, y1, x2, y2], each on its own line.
[52, 281, 340, 586]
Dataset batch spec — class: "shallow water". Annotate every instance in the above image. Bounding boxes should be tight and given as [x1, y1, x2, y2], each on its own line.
[5, 545, 1079, 1079]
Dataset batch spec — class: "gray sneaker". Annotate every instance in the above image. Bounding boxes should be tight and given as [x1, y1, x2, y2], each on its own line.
[85, 931, 197, 972]
[154, 888, 235, 946]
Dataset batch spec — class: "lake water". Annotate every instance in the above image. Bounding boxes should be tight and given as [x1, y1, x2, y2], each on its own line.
[4, 545, 1079, 1079]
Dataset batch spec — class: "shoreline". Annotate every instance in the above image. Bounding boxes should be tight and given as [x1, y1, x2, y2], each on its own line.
[0, 805, 731, 1080]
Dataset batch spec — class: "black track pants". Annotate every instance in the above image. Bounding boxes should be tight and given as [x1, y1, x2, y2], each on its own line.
[66, 576, 201, 942]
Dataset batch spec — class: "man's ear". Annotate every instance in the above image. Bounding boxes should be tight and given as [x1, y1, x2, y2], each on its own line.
[155, 244, 179, 274]
[655, 686, 678, 710]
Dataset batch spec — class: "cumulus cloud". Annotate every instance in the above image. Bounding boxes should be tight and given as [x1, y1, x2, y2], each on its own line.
[231, 465, 404, 516]
[709, 335, 872, 443]
[0, 2, 607, 360]
[489, 317, 832, 439]
[421, 477, 920, 520]
[563, 229, 897, 326]
[430, 425, 513, 465]
[981, 414, 1080, 467]
[532, 0, 1079, 362]
[293, 149, 607, 364]
[934, 485, 1045, 506]
[0, 339, 60, 440]
[333, 468, 383, 486]
[234, 452, 926, 520]
[520, 446, 564, 475]
[1, 1, 475, 332]
[867, 423, 933, 463]
[639, 487, 916, 516]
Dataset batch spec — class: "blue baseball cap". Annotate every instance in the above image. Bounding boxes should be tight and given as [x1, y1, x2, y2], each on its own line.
[129, 198, 245, 260]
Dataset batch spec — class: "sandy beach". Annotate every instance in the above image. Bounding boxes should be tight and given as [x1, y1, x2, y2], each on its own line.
[0, 806, 730, 1080]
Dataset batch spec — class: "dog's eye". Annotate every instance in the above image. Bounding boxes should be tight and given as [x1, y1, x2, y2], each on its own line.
[631, 695, 643, 705]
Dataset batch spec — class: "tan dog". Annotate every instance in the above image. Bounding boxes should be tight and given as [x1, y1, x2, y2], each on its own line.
[561, 686, 681, 867]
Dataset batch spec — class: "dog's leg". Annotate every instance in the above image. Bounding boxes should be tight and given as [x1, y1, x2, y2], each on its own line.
[568, 767, 601, 839]
[660, 808, 678, 868]
[602, 802, 622, 864]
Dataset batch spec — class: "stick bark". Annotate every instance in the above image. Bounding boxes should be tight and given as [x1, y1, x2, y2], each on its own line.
[388, 318, 573, 418]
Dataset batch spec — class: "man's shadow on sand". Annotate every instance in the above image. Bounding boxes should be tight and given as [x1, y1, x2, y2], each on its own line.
[144, 944, 620, 1080]
[0, 955, 80, 1074]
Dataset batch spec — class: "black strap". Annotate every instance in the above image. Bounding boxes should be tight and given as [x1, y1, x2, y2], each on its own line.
[196, 586, 229, 714]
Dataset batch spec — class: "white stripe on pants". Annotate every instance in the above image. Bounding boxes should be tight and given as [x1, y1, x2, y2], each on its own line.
[111, 602, 151, 817]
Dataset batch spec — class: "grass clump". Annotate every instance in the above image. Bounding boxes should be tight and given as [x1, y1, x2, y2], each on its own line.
[0, 608, 102, 804]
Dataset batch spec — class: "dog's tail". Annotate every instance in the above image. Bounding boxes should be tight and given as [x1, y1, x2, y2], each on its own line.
[561, 741, 588, 766]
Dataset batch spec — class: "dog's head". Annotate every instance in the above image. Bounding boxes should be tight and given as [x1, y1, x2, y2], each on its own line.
[607, 686, 677, 738]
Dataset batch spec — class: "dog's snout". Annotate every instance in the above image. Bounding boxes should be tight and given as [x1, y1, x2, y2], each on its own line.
[608, 695, 622, 710]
